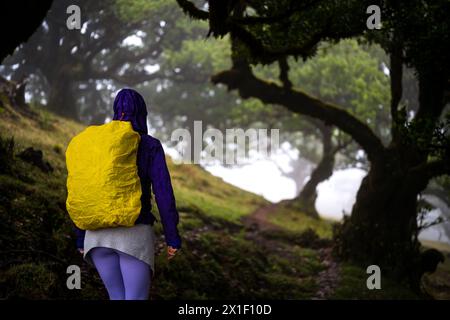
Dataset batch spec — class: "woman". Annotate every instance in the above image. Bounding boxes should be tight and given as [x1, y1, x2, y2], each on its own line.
[74, 88, 181, 300]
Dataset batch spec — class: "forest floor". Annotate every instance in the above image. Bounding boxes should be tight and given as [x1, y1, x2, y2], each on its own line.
[0, 92, 448, 299]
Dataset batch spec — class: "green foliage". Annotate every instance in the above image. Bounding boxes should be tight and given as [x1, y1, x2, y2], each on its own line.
[293, 40, 389, 123]
[165, 37, 231, 75]
[332, 263, 420, 300]
[114, 0, 174, 23]
[0, 263, 58, 299]
[183, 0, 449, 77]
[224, 0, 370, 64]
[251, 39, 391, 144]
[396, 111, 450, 161]
[366, 0, 450, 77]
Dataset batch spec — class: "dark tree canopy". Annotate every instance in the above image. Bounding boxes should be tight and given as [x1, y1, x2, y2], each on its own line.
[0, 1, 53, 62]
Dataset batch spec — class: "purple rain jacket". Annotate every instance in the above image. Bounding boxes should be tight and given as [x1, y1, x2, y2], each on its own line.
[73, 88, 181, 249]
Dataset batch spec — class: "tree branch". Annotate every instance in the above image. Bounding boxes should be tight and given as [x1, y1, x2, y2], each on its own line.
[212, 65, 386, 162]
[410, 159, 450, 181]
[228, 20, 323, 62]
[176, 0, 209, 20]
[278, 57, 292, 89]
[389, 39, 403, 142]
[333, 134, 353, 154]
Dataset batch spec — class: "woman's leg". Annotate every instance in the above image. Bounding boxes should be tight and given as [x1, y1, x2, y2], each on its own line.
[89, 247, 125, 300]
[117, 251, 151, 300]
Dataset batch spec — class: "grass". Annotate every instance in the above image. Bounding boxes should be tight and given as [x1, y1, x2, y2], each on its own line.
[0, 104, 84, 175]
[331, 263, 420, 299]
[151, 228, 322, 299]
[266, 201, 334, 239]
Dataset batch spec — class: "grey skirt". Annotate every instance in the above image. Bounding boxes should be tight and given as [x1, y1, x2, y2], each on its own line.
[83, 223, 155, 274]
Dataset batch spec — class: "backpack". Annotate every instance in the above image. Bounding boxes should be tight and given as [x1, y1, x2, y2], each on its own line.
[66, 120, 142, 230]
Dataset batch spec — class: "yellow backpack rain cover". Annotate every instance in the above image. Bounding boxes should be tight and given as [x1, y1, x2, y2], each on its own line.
[66, 120, 142, 230]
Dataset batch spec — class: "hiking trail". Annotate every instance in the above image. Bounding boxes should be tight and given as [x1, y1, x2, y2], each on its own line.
[243, 202, 341, 299]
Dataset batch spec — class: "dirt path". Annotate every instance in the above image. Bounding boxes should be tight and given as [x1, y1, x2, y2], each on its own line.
[243, 203, 341, 299]
[312, 247, 340, 299]
[241, 203, 282, 231]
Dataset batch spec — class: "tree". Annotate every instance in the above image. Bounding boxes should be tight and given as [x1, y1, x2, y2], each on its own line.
[275, 40, 391, 216]
[176, 0, 450, 289]
[0, 1, 53, 63]
[150, 31, 391, 218]
[1, 0, 195, 121]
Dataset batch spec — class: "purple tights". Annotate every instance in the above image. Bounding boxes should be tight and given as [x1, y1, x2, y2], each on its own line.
[89, 247, 151, 300]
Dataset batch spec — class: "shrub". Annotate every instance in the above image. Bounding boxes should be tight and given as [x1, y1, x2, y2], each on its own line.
[0, 263, 58, 299]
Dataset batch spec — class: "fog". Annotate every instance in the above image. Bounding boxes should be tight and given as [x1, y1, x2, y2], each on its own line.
[164, 142, 450, 245]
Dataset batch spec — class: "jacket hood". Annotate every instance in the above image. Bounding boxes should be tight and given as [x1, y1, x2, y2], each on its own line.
[112, 88, 148, 135]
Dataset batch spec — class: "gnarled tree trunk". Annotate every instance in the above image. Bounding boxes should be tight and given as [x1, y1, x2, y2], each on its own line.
[337, 158, 423, 283]
[293, 124, 334, 218]
[337, 70, 448, 289]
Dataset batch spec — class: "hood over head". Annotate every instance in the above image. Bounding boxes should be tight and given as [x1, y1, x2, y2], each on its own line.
[112, 88, 148, 135]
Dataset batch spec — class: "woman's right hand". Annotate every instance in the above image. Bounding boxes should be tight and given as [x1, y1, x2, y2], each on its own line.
[167, 246, 178, 260]
[78, 248, 84, 255]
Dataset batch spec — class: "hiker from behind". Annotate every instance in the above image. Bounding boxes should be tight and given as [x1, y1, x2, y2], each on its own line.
[66, 88, 181, 300]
